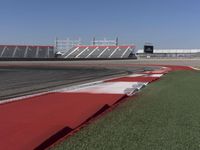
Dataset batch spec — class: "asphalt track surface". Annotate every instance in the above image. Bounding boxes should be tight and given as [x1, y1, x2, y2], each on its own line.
[1, 59, 200, 67]
[0, 64, 151, 101]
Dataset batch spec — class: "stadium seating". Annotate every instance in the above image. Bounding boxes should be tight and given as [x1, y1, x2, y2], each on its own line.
[98, 47, 114, 58]
[1, 46, 15, 57]
[121, 47, 133, 58]
[87, 47, 102, 58]
[37, 47, 48, 58]
[63, 45, 135, 59]
[0, 45, 54, 58]
[26, 46, 37, 58]
[0, 44, 135, 59]
[110, 48, 123, 58]
[14, 46, 27, 58]
[69, 47, 87, 58]
[0, 46, 4, 56]
[78, 47, 94, 58]
[48, 47, 54, 58]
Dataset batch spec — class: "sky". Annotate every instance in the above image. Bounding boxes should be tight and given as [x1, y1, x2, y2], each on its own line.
[0, 0, 200, 48]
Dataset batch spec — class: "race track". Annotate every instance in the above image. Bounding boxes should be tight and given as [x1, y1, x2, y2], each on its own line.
[0, 64, 150, 100]
[1, 59, 199, 100]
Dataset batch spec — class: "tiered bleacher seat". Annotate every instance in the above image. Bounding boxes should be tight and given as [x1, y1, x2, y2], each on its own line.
[1, 46, 15, 57]
[121, 47, 132, 58]
[0, 46, 5, 57]
[98, 47, 115, 58]
[37, 47, 48, 58]
[0, 45, 54, 58]
[14, 46, 27, 58]
[48, 47, 54, 58]
[75, 47, 92, 58]
[37, 46, 54, 58]
[67, 47, 85, 58]
[87, 47, 101, 58]
[110, 48, 123, 58]
[62, 45, 135, 59]
[26, 47, 37, 58]
[63, 47, 79, 58]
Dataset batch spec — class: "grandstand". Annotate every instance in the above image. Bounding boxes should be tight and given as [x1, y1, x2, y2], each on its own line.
[62, 45, 135, 59]
[56, 38, 136, 59]
[0, 38, 137, 59]
[0, 45, 54, 58]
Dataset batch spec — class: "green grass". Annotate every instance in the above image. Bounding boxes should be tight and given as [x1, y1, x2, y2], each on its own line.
[52, 71, 200, 150]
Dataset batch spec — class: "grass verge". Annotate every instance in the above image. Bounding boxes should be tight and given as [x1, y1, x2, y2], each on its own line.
[52, 71, 200, 150]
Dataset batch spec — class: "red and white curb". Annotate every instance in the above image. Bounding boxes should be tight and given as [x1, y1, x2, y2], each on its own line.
[190, 66, 200, 71]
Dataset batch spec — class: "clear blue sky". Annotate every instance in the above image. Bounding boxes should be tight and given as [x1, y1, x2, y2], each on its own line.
[1, 0, 200, 48]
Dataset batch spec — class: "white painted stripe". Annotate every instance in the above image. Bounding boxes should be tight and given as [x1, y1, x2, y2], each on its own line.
[97, 47, 109, 58]
[64, 47, 80, 58]
[12, 47, 18, 57]
[109, 47, 119, 58]
[1, 46, 7, 57]
[54, 80, 103, 92]
[75, 47, 89, 58]
[86, 47, 99, 58]
[121, 47, 130, 58]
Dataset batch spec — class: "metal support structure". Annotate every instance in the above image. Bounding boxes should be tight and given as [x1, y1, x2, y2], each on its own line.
[55, 38, 81, 53]
[93, 37, 96, 46]
[91, 38, 118, 46]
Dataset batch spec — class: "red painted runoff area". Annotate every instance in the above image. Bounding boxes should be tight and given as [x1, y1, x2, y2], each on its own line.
[0, 92, 124, 150]
[164, 65, 194, 71]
